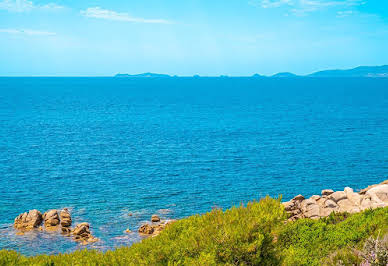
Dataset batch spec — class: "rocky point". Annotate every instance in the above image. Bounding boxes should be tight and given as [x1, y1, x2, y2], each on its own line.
[283, 180, 388, 221]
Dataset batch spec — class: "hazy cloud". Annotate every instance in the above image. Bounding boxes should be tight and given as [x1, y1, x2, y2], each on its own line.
[0, 0, 64, 12]
[250, 0, 365, 15]
[81, 7, 172, 24]
[0, 28, 56, 35]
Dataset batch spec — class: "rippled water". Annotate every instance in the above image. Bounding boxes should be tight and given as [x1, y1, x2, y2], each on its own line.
[0, 77, 387, 255]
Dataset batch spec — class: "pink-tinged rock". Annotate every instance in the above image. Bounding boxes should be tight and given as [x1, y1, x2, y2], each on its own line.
[324, 199, 338, 209]
[303, 203, 320, 218]
[346, 192, 362, 206]
[282, 201, 295, 211]
[366, 184, 388, 204]
[301, 199, 316, 209]
[292, 194, 305, 202]
[310, 195, 321, 201]
[337, 199, 360, 213]
[329, 191, 347, 203]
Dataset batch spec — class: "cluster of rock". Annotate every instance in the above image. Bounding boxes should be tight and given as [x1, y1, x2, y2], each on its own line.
[14, 208, 98, 245]
[137, 214, 176, 237]
[283, 180, 388, 221]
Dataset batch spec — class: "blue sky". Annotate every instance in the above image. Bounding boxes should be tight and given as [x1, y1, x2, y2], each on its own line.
[0, 0, 387, 76]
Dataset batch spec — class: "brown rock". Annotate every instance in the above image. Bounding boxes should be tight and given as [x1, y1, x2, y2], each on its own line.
[72, 223, 90, 236]
[59, 209, 72, 227]
[322, 189, 334, 196]
[43, 210, 60, 229]
[14, 210, 43, 231]
[151, 215, 161, 223]
[71, 222, 98, 244]
[61, 227, 71, 235]
[138, 220, 176, 237]
[139, 224, 154, 235]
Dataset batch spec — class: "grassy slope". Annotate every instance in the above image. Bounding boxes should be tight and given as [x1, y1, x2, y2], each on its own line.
[1, 197, 387, 265]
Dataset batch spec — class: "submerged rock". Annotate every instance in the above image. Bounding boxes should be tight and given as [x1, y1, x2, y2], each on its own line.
[14, 210, 43, 231]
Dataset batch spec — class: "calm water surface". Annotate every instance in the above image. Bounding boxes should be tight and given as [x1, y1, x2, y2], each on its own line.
[0, 77, 387, 255]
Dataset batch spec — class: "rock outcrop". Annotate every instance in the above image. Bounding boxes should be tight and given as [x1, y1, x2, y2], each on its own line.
[43, 210, 60, 230]
[14, 208, 98, 245]
[138, 220, 176, 237]
[14, 210, 43, 231]
[71, 223, 98, 245]
[151, 215, 160, 223]
[59, 208, 72, 228]
[283, 180, 388, 221]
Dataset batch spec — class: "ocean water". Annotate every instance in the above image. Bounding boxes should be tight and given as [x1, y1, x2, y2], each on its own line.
[0, 77, 387, 255]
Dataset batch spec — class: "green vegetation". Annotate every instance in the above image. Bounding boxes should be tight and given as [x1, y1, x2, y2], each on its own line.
[1, 197, 387, 265]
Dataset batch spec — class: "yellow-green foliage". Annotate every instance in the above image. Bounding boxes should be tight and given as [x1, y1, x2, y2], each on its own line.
[0, 198, 387, 266]
[278, 208, 388, 265]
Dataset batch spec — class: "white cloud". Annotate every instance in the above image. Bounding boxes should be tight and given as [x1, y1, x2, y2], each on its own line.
[0, 28, 56, 36]
[0, 0, 64, 12]
[336, 10, 355, 17]
[81, 7, 172, 24]
[250, 0, 365, 15]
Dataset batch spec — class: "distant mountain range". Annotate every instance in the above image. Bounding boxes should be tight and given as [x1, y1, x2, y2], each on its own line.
[115, 65, 388, 78]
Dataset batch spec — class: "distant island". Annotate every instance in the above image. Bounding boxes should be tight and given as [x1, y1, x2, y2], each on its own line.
[115, 72, 171, 78]
[307, 65, 388, 77]
[271, 72, 299, 78]
[115, 65, 388, 78]
[271, 65, 388, 78]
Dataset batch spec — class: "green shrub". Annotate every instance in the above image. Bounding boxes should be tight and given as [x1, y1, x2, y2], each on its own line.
[277, 208, 388, 265]
[1, 199, 387, 266]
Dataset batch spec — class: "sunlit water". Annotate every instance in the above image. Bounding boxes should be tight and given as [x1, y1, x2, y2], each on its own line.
[0, 77, 387, 255]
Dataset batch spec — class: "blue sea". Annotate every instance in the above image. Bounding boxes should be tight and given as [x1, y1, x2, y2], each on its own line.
[0, 77, 387, 255]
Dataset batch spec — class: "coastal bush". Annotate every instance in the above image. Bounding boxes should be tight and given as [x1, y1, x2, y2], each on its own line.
[0, 199, 387, 265]
[278, 208, 388, 265]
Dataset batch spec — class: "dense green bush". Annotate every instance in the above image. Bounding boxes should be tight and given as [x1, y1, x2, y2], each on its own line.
[278, 208, 388, 265]
[1, 198, 387, 265]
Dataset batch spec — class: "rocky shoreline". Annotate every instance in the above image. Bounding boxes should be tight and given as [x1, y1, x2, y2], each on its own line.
[283, 179, 388, 221]
[14, 208, 98, 245]
[13, 209, 175, 245]
[12, 180, 388, 246]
